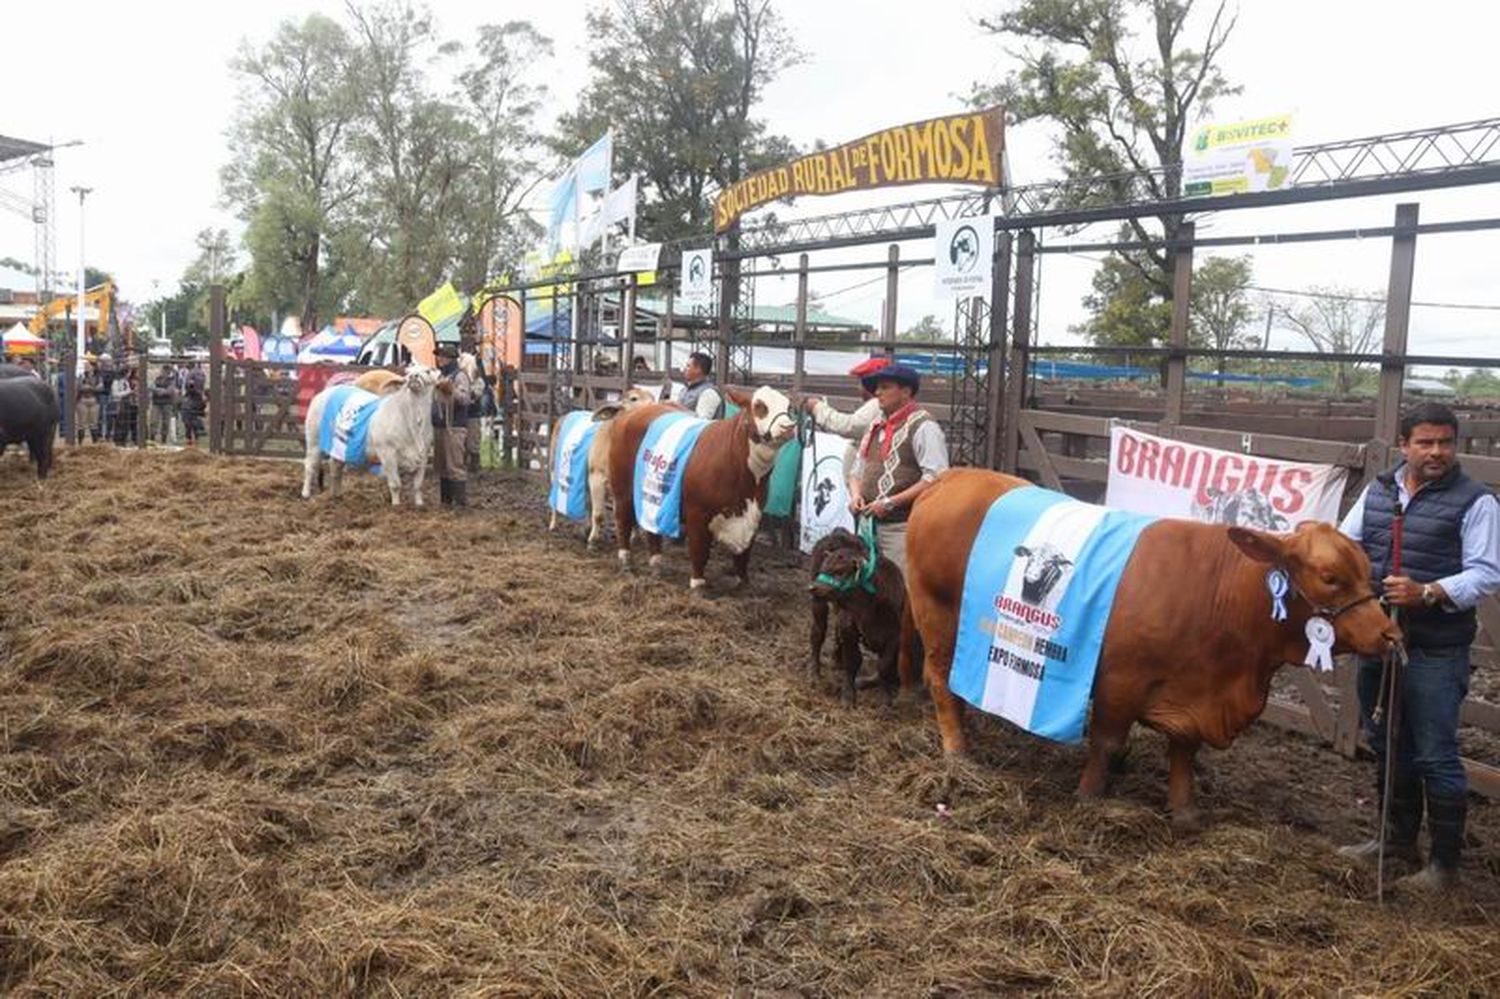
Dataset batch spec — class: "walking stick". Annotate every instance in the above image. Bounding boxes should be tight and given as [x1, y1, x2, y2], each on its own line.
[1375, 498, 1406, 905]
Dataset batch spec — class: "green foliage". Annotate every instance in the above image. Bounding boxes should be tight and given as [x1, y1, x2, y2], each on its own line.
[224, 4, 548, 326]
[1077, 250, 1253, 359]
[553, 0, 802, 242]
[898, 314, 948, 343]
[973, 0, 1239, 294]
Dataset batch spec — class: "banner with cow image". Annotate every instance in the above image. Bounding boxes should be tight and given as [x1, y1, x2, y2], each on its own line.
[798, 431, 856, 553]
[1105, 426, 1346, 530]
[950, 485, 1156, 744]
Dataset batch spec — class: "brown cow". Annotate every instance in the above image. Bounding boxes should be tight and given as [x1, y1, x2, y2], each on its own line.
[900, 468, 1399, 826]
[808, 527, 906, 707]
[608, 387, 796, 590]
[547, 387, 659, 547]
[352, 370, 404, 396]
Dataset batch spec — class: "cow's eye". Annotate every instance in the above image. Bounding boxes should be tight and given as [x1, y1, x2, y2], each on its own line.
[1320, 572, 1338, 586]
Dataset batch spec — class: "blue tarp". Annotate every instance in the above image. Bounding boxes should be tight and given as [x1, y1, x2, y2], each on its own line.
[893, 353, 1318, 388]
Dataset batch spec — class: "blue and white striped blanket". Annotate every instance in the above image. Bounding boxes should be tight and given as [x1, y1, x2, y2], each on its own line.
[632, 410, 711, 538]
[549, 409, 600, 522]
[949, 486, 1156, 744]
[317, 385, 382, 470]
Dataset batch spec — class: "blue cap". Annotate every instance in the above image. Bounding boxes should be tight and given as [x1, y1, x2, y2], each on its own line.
[861, 363, 920, 395]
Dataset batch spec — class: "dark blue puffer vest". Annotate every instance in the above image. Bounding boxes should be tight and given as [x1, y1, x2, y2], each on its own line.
[1362, 463, 1489, 649]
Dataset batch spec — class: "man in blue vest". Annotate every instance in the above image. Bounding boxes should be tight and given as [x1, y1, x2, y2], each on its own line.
[1337, 402, 1500, 889]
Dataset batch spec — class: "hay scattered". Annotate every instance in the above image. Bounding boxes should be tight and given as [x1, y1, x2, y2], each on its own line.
[0, 445, 1496, 995]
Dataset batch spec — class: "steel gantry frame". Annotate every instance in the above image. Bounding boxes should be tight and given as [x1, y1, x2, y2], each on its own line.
[0, 135, 60, 303]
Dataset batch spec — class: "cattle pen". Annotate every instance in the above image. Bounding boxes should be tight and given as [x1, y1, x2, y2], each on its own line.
[297, 113, 1500, 796]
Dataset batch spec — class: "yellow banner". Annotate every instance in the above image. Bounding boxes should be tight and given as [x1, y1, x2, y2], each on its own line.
[714, 107, 1004, 232]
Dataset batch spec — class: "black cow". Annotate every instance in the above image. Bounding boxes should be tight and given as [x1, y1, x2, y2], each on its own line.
[0, 363, 37, 380]
[0, 376, 59, 479]
[1014, 543, 1073, 605]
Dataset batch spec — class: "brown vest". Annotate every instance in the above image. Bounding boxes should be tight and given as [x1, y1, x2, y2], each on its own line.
[860, 409, 931, 522]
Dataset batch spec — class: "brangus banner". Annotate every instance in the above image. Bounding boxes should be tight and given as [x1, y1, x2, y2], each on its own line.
[713, 107, 1004, 233]
[1105, 426, 1346, 530]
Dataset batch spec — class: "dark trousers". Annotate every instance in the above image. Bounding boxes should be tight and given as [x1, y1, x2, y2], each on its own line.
[1357, 647, 1471, 798]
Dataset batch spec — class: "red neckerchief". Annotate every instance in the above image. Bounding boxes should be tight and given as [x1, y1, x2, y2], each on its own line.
[862, 400, 920, 459]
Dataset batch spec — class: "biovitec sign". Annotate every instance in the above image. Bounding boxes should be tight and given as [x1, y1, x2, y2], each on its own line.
[1183, 113, 1295, 197]
[713, 107, 1004, 232]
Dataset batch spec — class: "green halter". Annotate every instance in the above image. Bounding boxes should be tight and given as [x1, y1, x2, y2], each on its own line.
[814, 516, 880, 595]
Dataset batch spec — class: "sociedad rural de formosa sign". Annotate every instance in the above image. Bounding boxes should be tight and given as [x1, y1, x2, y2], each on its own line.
[713, 107, 1005, 232]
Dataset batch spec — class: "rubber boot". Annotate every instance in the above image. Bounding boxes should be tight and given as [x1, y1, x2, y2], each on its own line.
[1337, 771, 1422, 864]
[451, 480, 467, 509]
[1401, 791, 1466, 891]
[439, 479, 453, 506]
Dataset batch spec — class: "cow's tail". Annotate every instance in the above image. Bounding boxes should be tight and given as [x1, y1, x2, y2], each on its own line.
[897, 595, 920, 693]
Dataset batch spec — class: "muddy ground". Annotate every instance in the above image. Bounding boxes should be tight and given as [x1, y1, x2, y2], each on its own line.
[0, 446, 1497, 996]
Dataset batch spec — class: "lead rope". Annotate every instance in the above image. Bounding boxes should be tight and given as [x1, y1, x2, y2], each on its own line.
[1376, 498, 1406, 906]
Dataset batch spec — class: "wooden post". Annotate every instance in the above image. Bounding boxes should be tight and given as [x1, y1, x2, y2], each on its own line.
[661, 290, 675, 387]
[208, 285, 224, 453]
[1001, 230, 1035, 473]
[983, 231, 1013, 470]
[61, 332, 77, 445]
[793, 253, 809, 397]
[621, 277, 637, 395]
[882, 243, 899, 355]
[1164, 221, 1195, 426]
[136, 346, 149, 449]
[1374, 203, 1419, 444]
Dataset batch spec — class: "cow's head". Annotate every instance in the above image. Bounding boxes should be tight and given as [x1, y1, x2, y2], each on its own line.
[808, 530, 869, 601]
[727, 386, 796, 444]
[592, 386, 657, 422]
[404, 365, 442, 397]
[1230, 522, 1399, 657]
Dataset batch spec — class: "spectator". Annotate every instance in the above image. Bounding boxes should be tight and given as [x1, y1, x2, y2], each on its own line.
[76, 360, 102, 443]
[113, 361, 140, 446]
[151, 363, 178, 444]
[98, 354, 117, 441]
[181, 375, 206, 447]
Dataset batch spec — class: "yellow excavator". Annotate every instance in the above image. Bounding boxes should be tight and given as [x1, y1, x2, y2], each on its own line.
[28, 280, 116, 345]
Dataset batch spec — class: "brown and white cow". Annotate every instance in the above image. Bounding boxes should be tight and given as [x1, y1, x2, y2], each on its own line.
[608, 387, 796, 590]
[900, 468, 1399, 826]
[351, 369, 404, 396]
[547, 387, 660, 547]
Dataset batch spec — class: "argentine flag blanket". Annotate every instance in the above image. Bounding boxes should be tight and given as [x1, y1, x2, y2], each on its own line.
[633, 410, 712, 538]
[549, 409, 600, 522]
[317, 385, 382, 469]
[949, 486, 1156, 744]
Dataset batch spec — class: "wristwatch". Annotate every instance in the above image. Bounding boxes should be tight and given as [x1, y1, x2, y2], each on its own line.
[1421, 584, 1439, 607]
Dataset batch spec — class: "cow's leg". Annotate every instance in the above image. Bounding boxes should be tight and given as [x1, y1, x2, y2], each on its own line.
[730, 547, 752, 589]
[876, 638, 900, 706]
[302, 447, 320, 499]
[548, 509, 558, 533]
[808, 597, 829, 680]
[614, 485, 635, 572]
[838, 619, 862, 708]
[1166, 738, 1203, 831]
[922, 629, 966, 756]
[410, 458, 427, 508]
[1078, 705, 1134, 799]
[648, 532, 668, 576]
[331, 460, 346, 498]
[684, 514, 710, 590]
[586, 467, 607, 549]
[382, 461, 402, 506]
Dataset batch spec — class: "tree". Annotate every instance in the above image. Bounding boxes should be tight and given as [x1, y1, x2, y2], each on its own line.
[1277, 288, 1385, 397]
[1190, 254, 1253, 375]
[1076, 252, 1171, 346]
[224, 13, 363, 330]
[898, 314, 947, 343]
[553, 0, 802, 242]
[976, 1, 1239, 346]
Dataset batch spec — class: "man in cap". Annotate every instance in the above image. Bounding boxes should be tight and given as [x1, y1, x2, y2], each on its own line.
[433, 342, 473, 507]
[801, 356, 890, 471]
[847, 363, 948, 576]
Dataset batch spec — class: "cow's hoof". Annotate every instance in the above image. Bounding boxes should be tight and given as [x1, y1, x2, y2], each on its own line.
[688, 578, 709, 595]
[1170, 806, 1203, 834]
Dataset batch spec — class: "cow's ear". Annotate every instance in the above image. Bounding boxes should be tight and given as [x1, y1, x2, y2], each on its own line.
[726, 387, 752, 408]
[1228, 526, 1286, 564]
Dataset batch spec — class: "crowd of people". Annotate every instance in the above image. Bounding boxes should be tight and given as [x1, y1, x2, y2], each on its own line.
[70, 356, 207, 446]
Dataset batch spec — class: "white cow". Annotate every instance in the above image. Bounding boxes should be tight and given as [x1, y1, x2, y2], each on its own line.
[548, 386, 660, 547]
[302, 365, 443, 506]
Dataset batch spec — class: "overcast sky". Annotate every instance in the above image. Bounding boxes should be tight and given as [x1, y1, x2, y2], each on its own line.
[3, 1, 1496, 357]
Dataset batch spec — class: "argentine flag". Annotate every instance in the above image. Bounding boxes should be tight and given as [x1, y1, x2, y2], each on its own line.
[549, 410, 600, 522]
[949, 485, 1155, 744]
[633, 410, 711, 537]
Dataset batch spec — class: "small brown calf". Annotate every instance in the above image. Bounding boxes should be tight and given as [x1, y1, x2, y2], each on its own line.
[807, 527, 907, 707]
